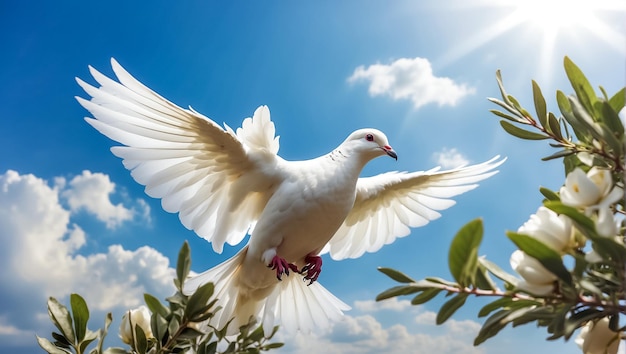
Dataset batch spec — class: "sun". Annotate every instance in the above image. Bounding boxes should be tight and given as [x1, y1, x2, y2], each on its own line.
[509, 0, 592, 36]
[438, 0, 626, 80]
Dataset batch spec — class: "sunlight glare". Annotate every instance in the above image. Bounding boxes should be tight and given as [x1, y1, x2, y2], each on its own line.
[439, 0, 626, 73]
[511, 0, 591, 35]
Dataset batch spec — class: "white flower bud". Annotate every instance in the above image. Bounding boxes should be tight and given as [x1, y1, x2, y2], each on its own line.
[575, 317, 621, 354]
[119, 306, 154, 345]
[596, 206, 618, 238]
[510, 250, 556, 296]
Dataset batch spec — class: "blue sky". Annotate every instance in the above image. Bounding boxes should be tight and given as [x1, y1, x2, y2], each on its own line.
[1, 1, 625, 353]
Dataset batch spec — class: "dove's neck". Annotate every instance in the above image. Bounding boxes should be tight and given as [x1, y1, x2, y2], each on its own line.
[326, 145, 375, 176]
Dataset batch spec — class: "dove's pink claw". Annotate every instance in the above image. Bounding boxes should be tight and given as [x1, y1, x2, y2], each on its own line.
[301, 254, 322, 285]
[267, 255, 299, 281]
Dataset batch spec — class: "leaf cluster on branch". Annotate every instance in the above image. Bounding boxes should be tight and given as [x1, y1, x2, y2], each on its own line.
[37, 242, 283, 354]
[377, 57, 625, 353]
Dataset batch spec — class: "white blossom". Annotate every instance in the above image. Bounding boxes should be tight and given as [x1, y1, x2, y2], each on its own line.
[560, 167, 622, 209]
[575, 317, 621, 354]
[518, 206, 572, 253]
[119, 306, 154, 345]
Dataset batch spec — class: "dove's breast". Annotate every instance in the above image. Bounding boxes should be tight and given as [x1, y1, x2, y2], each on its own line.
[247, 157, 360, 268]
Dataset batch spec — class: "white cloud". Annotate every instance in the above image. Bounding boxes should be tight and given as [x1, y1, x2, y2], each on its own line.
[279, 294, 484, 353]
[348, 57, 475, 109]
[415, 310, 481, 336]
[279, 311, 484, 354]
[354, 298, 412, 312]
[432, 147, 470, 169]
[0, 170, 175, 348]
[60, 170, 137, 228]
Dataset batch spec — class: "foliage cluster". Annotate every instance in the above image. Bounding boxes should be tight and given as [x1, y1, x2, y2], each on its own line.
[37, 242, 283, 354]
[378, 57, 625, 351]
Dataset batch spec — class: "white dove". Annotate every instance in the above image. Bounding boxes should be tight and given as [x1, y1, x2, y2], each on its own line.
[76, 58, 505, 336]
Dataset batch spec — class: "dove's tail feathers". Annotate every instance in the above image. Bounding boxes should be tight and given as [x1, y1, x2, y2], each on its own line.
[261, 274, 351, 336]
[182, 248, 252, 333]
[184, 249, 350, 337]
[236, 106, 280, 155]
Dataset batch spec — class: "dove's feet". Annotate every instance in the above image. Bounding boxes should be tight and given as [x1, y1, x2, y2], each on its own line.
[301, 254, 322, 285]
[267, 255, 299, 281]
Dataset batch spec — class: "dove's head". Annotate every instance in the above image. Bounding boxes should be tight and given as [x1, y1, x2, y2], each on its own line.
[342, 129, 397, 161]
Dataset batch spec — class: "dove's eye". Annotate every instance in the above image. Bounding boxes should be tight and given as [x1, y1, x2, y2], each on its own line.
[365, 134, 374, 142]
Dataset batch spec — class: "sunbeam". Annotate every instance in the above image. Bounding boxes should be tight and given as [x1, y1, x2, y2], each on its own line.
[438, 0, 626, 82]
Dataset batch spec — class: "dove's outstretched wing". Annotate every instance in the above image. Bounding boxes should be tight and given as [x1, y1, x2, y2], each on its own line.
[76, 58, 282, 253]
[323, 156, 505, 260]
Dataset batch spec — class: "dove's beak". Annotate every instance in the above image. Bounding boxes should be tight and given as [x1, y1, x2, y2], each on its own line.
[382, 145, 397, 160]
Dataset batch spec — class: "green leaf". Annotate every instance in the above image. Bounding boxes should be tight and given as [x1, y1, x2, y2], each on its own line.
[557, 91, 590, 142]
[205, 341, 218, 354]
[176, 241, 191, 291]
[547, 113, 563, 139]
[166, 292, 186, 306]
[563, 154, 582, 175]
[377, 267, 415, 283]
[539, 187, 560, 201]
[102, 348, 129, 354]
[376, 279, 451, 302]
[478, 257, 519, 287]
[52, 332, 71, 349]
[134, 324, 148, 354]
[512, 306, 557, 327]
[569, 97, 605, 143]
[376, 285, 425, 301]
[410, 288, 443, 305]
[488, 98, 525, 120]
[78, 330, 98, 354]
[48, 297, 76, 344]
[37, 336, 71, 354]
[532, 80, 548, 130]
[262, 343, 285, 349]
[436, 293, 468, 325]
[564, 56, 598, 116]
[248, 325, 265, 342]
[541, 149, 575, 161]
[151, 310, 168, 344]
[184, 282, 215, 320]
[474, 307, 534, 346]
[448, 219, 483, 287]
[500, 120, 549, 140]
[546, 305, 570, 338]
[495, 70, 512, 105]
[478, 297, 540, 318]
[474, 261, 497, 291]
[168, 315, 180, 340]
[425, 277, 459, 287]
[564, 309, 604, 340]
[474, 309, 511, 346]
[608, 87, 625, 113]
[507, 232, 572, 284]
[489, 109, 525, 123]
[144, 293, 169, 318]
[600, 101, 624, 140]
[556, 90, 572, 115]
[70, 294, 89, 343]
[177, 327, 205, 340]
